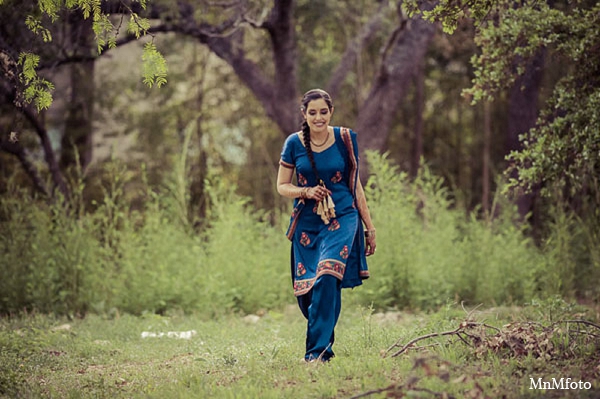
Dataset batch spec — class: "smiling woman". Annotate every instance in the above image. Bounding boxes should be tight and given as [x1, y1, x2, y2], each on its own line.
[276, 88, 377, 363]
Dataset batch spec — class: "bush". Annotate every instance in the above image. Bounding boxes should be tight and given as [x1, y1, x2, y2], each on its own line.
[1, 152, 597, 317]
[0, 162, 291, 317]
[350, 152, 565, 310]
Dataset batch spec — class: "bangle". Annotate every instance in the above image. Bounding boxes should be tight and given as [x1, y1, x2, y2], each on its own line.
[300, 187, 308, 199]
[365, 228, 376, 238]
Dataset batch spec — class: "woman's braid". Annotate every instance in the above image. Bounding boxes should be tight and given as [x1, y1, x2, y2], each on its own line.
[301, 120, 321, 183]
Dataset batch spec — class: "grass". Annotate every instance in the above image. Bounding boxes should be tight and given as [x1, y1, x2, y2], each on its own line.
[1, 301, 599, 398]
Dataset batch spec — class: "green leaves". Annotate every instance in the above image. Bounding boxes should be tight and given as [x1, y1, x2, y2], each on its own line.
[5, 0, 169, 109]
[407, 0, 600, 196]
[142, 42, 168, 88]
[17, 52, 54, 110]
[93, 13, 116, 53]
[24, 16, 52, 42]
[38, 0, 63, 22]
[127, 14, 151, 39]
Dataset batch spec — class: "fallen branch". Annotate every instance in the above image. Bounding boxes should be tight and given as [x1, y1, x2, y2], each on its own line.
[385, 318, 600, 359]
[385, 321, 500, 358]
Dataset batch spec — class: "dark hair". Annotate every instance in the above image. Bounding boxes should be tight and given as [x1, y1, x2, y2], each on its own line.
[300, 89, 334, 185]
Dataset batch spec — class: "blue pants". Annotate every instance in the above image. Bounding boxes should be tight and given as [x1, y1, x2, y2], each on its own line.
[297, 275, 342, 361]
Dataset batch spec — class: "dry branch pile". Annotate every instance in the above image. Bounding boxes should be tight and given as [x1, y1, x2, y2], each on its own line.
[384, 303, 599, 360]
[351, 306, 600, 399]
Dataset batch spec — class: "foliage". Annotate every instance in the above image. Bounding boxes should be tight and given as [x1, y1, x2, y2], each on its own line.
[141, 42, 168, 87]
[1, 152, 598, 317]
[0, 150, 289, 316]
[405, 0, 600, 198]
[17, 52, 55, 110]
[352, 152, 537, 310]
[348, 152, 599, 310]
[1, 0, 166, 110]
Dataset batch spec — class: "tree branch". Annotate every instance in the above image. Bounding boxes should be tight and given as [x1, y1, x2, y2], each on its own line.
[21, 107, 70, 198]
[0, 134, 49, 196]
[385, 321, 491, 357]
[262, 0, 299, 134]
[0, 79, 69, 197]
[355, 1, 438, 169]
[326, 2, 388, 99]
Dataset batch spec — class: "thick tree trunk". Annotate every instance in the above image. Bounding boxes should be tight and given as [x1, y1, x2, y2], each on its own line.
[60, 11, 95, 171]
[507, 50, 545, 221]
[190, 50, 209, 228]
[115, 0, 429, 150]
[410, 62, 425, 178]
[355, 11, 437, 170]
[482, 101, 491, 215]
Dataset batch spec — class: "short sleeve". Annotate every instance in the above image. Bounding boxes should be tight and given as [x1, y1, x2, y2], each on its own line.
[279, 133, 297, 169]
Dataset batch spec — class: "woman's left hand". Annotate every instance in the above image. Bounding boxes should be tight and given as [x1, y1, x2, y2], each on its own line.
[365, 235, 376, 256]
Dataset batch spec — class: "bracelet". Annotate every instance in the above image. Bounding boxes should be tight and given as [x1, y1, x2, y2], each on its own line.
[300, 187, 308, 199]
[365, 229, 376, 238]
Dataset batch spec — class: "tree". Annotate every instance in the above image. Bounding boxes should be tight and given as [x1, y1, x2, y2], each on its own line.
[0, 0, 167, 197]
[59, 11, 95, 171]
[406, 0, 600, 201]
[1, 0, 444, 203]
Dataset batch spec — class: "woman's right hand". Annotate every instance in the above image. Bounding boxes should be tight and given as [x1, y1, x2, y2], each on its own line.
[306, 185, 331, 202]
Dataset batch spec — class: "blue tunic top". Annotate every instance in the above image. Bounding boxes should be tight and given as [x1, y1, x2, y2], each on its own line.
[280, 127, 369, 296]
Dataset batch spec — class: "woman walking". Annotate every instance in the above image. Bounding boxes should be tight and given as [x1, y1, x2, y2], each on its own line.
[277, 89, 377, 362]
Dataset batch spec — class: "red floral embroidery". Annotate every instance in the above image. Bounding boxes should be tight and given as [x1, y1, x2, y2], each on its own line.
[340, 245, 349, 259]
[328, 219, 340, 231]
[317, 260, 345, 277]
[330, 171, 343, 183]
[294, 279, 314, 295]
[297, 262, 306, 276]
[300, 232, 311, 246]
[298, 173, 308, 186]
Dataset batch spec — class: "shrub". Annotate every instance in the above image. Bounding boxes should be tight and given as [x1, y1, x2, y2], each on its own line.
[1, 152, 598, 316]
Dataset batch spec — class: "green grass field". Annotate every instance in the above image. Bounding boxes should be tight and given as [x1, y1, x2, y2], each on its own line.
[1, 300, 598, 398]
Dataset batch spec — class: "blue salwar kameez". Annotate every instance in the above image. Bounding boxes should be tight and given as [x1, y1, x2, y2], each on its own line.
[280, 126, 369, 361]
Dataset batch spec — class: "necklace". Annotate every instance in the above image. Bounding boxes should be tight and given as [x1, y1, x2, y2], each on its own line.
[311, 130, 330, 147]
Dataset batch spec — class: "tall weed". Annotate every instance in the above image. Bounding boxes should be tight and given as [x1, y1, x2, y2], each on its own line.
[351, 152, 547, 310]
[1, 151, 598, 316]
[200, 175, 289, 315]
[539, 202, 600, 300]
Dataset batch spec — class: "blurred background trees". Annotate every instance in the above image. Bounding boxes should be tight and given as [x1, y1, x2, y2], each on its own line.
[1, 0, 598, 315]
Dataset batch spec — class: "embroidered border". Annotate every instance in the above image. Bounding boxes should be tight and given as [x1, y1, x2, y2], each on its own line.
[293, 259, 347, 296]
[279, 159, 295, 169]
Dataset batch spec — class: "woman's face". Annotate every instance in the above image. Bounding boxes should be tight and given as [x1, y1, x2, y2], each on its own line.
[304, 98, 333, 134]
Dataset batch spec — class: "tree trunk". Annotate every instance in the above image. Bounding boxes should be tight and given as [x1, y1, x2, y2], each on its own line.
[355, 4, 437, 170]
[60, 11, 95, 171]
[190, 49, 209, 229]
[507, 49, 545, 221]
[42, 0, 437, 185]
[482, 101, 491, 215]
[410, 61, 425, 178]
